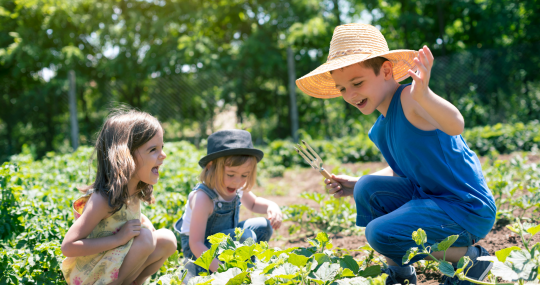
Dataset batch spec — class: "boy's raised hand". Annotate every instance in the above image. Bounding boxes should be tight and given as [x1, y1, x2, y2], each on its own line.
[325, 174, 358, 198]
[408, 46, 435, 102]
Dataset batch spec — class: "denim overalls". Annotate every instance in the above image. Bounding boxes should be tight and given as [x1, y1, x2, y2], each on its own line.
[174, 183, 273, 281]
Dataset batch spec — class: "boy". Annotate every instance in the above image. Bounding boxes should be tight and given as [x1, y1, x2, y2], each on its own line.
[296, 23, 496, 285]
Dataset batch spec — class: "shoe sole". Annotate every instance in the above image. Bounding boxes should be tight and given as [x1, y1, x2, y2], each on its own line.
[476, 261, 494, 281]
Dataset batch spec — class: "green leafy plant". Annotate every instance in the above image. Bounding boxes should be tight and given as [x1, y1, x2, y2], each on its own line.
[283, 192, 361, 237]
[181, 231, 386, 285]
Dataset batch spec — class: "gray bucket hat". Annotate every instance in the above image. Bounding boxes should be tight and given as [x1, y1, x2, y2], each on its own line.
[198, 129, 264, 168]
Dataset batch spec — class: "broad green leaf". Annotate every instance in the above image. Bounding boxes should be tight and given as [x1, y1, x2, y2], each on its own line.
[225, 272, 248, 285]
[341, 268, 356, 277]
[402, 247, 419, 265]
[526, 224, 540, 236]
[506, 249, 538, 281]
[358, 265, 381, 278]
[454, 256, 471, 276]
[187, 275, 212, 285]
[490, 261, 519, 280]
[208, 233, 230, 245]
[194, 244, 219, 271]
[262, 262, 279, 275]
[288, 252, 309, 267]
[256, 249, 276, 262]
[313, 262, 340, 281]
[211, 268, 242, 285]
[457, 256, 471, 270]
[412, 229, 427, 246]
[495, 246, 521, 262]
[313, 253, 331, 270]
[336, 276, 370, 285]
[340, 255, 359, 273]
[436, 235, 459, 252]
[438, 261, 455, 277]
[370, 273, 389, 285]
[218, 249, 235, 263]
[234, 244, 256, 262]
[250, 270, 268, 285]
[272, 263, 300, 279]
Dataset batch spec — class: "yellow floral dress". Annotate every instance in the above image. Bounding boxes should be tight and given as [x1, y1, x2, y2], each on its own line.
[61, 193, 141, 285]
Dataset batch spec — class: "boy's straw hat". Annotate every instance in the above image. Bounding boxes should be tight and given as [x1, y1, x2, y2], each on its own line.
[296, 23, 419, 99]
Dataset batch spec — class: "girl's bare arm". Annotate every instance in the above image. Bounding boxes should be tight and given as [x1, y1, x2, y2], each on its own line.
[241, 191, 282, 229]
[188, 191, 220, 272]
[61, 193, 141, 257]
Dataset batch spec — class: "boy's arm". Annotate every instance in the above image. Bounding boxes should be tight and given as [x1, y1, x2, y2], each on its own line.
[241, 191, 282, 229]
[408, 46, 465, 136]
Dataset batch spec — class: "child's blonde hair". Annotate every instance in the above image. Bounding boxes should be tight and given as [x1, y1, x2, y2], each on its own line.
[200, 155, 258, 195]
[81, 108, 161, 213]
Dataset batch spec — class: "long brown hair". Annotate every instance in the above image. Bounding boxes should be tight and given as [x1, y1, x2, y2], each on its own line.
[199, 155, 258, 196]
[81, 108, 161, 213]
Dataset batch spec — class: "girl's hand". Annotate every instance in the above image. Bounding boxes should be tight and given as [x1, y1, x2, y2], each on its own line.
[116, 219, 141, 244]
[325, 174, 358, 198]
[408, 46, 434, 102]
[267, 204, 282, 230]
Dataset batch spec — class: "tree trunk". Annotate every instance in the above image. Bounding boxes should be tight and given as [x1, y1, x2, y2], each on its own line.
[69, 70, 79, 151]
[437, 1, 447, 55]
[287, 47, 299, 142]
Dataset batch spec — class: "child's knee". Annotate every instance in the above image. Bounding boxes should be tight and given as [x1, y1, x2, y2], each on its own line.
[132, 227, 155, 255]
[156, 229, 178, 256]
[353, 175, 375, 203]
[365, 219, 387, 254]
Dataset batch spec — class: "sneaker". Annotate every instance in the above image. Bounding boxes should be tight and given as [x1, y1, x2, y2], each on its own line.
[441, 245, 493, 285]
[383, 266, 417, 285]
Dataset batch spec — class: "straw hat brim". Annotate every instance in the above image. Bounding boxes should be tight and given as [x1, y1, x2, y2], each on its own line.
[296, 49, 419, 99]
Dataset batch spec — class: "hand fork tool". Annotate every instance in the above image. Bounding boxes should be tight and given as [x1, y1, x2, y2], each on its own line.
[294, 140, 343, 190]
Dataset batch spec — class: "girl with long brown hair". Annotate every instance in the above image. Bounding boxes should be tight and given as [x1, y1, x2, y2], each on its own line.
[61, 109, 177, 285]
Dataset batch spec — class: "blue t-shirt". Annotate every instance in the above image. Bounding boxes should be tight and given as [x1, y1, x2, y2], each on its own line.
[368, 84, 496, 238]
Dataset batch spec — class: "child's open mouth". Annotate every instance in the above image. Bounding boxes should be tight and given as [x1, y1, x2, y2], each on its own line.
[152, 166, 159, 176]
[226, 187, 236, 193]
[355, 98, 367, 109]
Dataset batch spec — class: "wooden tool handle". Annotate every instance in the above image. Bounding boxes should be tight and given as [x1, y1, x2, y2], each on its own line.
[320, 169, 341, 185]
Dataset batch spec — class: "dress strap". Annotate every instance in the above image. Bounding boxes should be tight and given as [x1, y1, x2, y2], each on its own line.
[194, 183, 219, 201]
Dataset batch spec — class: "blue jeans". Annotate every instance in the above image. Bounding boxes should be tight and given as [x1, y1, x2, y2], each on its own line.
[354, 175, 482, 266]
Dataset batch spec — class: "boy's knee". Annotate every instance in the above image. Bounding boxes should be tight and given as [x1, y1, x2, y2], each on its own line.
[133, 227, 155, 254]
[365, 220, 387, 254]
[354, 175, 376, 203]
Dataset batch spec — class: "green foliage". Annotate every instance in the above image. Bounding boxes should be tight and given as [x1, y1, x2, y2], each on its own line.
[163, 232, 387, 285]
[406, 221, 540, 284]
[0, 141, 202, 283]
[283, 192, 361, 237]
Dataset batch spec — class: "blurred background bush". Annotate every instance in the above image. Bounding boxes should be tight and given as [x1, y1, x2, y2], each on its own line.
[1, 0, 539, 162]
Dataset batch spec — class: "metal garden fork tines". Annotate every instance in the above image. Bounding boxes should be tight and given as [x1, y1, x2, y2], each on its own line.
[294, 140, 342, 187]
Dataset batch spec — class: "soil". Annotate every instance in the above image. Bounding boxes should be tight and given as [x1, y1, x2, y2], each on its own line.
[238, 152, 540, 284]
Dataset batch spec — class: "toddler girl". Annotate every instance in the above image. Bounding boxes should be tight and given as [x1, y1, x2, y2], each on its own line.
[174, 129, 282, 281]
